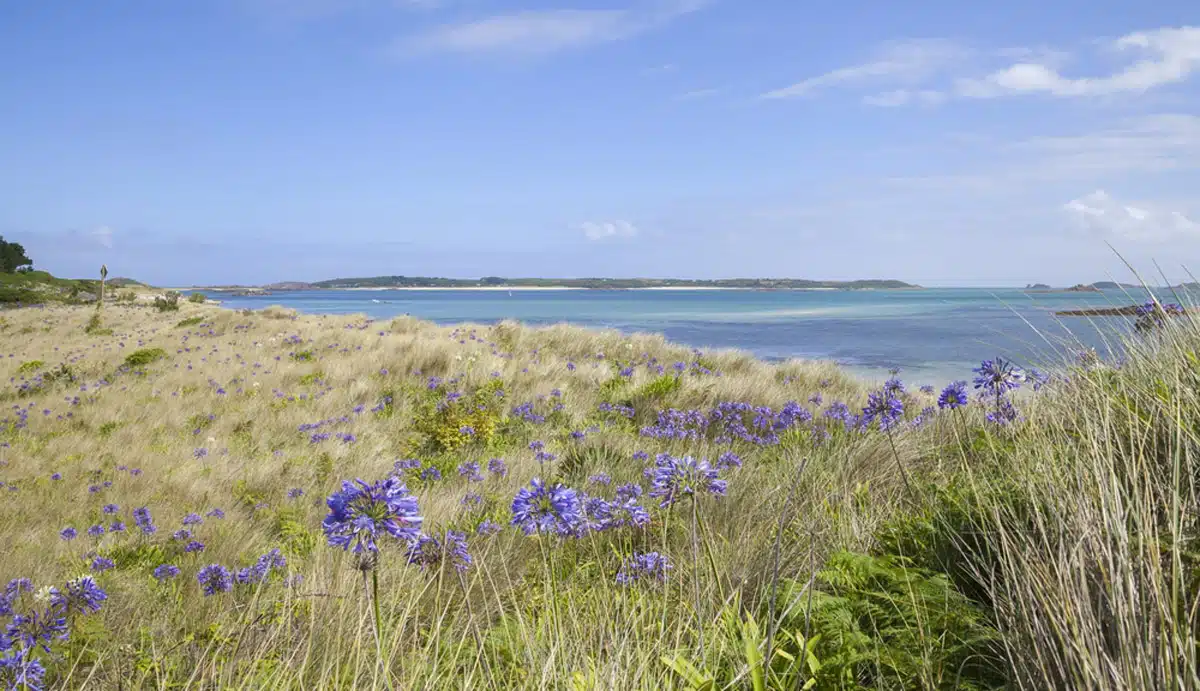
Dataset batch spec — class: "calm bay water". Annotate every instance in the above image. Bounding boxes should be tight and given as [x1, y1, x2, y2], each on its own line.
[212, 287, 1174, 384]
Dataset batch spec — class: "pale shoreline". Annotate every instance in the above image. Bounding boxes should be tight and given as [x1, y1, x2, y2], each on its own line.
[180, 285, 863, 292]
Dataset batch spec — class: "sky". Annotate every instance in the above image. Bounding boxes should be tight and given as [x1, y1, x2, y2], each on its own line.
[1, 1, 1198, 287]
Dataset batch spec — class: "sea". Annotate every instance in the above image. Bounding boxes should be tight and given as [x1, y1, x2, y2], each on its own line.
[208, 287, 1185, 386]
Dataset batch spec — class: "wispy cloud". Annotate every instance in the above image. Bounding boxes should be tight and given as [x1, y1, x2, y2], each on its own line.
[675, 87, 719, 101]
[764, 26, 1199, 106]
[401, 0, 708, 56]
[578, 220, 639, 241]
[761, 39, 963, 100]
[959, 27, 1200, 98]
[1064, 190, 1200, 242]
[861, 89, 946, 107]
[1014, 113, 1200, 177]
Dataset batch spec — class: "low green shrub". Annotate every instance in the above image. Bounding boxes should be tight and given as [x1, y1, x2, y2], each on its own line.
[188, 292, 207, 304]
[124, 347, 167, 368]
[413, 380, 504, 452]
[153, 292, 181, 312]
[16, 360, 44, 374]
[175, 316, 204, 328]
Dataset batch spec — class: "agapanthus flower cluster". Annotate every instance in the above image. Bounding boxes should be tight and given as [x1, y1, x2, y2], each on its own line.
[973, 358, 1024, 397]
[133, 507, 157, 534]
[406, 531, 472, 573]
[50, 576, 107, 616]
[510, 478, 582, 536]
[937, 381, 969, 410]
[973, 358, 1025, 426]
[322, 478, 423, 553]
[616, 551, 673, 585]
[861, 390, 904, 431]
[648, 455, 727, 508]
[197, 564, 233, 596]
[153, 564, 181, 581]
[235, 549, 288, 585]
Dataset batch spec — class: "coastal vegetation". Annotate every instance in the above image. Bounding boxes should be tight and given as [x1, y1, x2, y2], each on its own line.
[1, 289, 1198, 689]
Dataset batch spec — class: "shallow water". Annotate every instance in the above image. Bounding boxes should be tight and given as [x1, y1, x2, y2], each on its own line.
[211, 287, 1184, 385]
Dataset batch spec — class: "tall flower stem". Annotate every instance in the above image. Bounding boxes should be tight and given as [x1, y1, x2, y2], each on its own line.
[691, 495, 705, 657]
[537, 536, 563, 644]
[365, 568, 394, 691]
[884, 427, 914, 495]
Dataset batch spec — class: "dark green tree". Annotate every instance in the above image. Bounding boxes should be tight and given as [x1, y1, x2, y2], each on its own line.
[0, 236, 32, 273]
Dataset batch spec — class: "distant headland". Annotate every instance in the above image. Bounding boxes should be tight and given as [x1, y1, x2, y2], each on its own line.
[199, 276, 924, 292]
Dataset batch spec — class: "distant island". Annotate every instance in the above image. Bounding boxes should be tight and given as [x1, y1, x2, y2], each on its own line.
[204, 276, 923, 291]
[1023, 282, 1162, 294]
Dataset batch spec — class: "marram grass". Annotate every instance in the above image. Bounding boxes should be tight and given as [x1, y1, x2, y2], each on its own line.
[0, 301, 1197, 689]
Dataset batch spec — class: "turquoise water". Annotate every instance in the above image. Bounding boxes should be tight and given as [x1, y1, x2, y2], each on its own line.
[211, 287, 1181, 384]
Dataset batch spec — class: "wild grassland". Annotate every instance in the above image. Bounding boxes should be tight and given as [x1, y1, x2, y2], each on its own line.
[0, 301, 1197, 689]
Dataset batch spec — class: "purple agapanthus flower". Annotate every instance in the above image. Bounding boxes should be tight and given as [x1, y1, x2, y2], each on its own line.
[457, 462, 483, 483]
[287, 488, 304, 499]
[406, 531, 472, 572]
[648, 455, 726, 508]
[616, 483, 643, 501]
[90, 557, 115, 572]
[510, 478, 582, 536]
[182, 513, 203, 526]
[861, 391, 904, 431]
[59, 527, 77, 541]
[197, 564, 232, 596]
[616, 551, 672, 585]
[184, 540, 206, 553]
[235, 549, 287, 585]
[487, 458, 508, 477]
[0, 650, 46, 689]
[153, 564, 180, 581]
[322, 478, 423, 553]
[715, 451, 742, 470]
[973, 358, 1024, 396]
[605, 499, 650, 529]
[937, 381, 969, 410]
[87, 524, 106, 538]
[52, 576, 107, 615]
[5, 609, 68, 653]
[102, 504, 119, 515]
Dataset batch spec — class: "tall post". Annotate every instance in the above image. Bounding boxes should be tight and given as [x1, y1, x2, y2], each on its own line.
[99, 264, 108, 308]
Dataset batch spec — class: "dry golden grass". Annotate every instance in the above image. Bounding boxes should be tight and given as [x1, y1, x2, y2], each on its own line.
[2, 301, 1196, 690]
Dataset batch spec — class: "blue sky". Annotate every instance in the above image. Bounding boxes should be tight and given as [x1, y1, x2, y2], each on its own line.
[1, 1, 1198, 286]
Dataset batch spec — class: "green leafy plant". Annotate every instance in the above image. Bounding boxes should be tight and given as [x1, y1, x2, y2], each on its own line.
[124, 348, 167, 368]
[153, 292, 181, 312]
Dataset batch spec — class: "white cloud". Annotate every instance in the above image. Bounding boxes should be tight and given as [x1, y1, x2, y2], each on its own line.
[91, 226, 114, 249]
[578, 220, 639, 241]
[761, 39, 963, 99]
[959, 26, 1200, 98]
[402, 0, 708, 55]
[862, 89, 946, 107]
[1063, 190, 1200, 242]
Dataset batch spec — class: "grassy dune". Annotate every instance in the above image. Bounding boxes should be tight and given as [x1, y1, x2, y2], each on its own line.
[0, 301, 1197, 689]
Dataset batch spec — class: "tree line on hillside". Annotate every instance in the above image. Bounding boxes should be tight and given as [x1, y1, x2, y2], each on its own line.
[0, 236, 33, 273]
